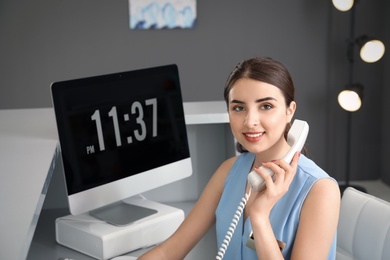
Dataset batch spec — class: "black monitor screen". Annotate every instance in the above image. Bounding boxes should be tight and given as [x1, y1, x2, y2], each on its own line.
[52, 64, 190, 195]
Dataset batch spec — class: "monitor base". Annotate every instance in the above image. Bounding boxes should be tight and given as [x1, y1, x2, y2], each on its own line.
[55, 196, 184, 260]
[90, 200, 158, 226]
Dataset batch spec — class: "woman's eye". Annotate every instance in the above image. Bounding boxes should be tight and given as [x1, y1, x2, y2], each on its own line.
[261, 104, 273, 110]
[232, 106, 244, 112]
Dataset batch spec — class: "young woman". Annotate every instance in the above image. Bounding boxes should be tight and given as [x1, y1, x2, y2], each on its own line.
[139, 57, 340, 260]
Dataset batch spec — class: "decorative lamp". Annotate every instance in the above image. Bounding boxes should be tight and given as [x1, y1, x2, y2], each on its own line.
[356, 36, 386, 63]
[332, 0, 354, 11]
[338, 84, 363, 112]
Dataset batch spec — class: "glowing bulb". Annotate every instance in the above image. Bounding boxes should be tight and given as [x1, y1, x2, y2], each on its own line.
[338, 90, 362, 112]
[332, 0, 354, 11]
[360, 40, 385, 63]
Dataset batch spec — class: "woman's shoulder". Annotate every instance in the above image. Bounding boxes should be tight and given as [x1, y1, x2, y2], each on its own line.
[220, 152, 254, 169]
[298, 154, 331, 180]
[216, 152, 254, 181]
[298, 154, 340, 196]
[220, 154, 238, 169]
[214, 155, 238, 179]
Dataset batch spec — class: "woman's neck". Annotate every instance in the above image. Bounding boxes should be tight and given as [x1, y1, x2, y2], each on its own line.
[253, 139, 291, 167]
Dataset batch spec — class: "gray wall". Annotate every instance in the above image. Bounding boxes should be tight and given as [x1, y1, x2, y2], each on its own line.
[0, 0, 388, 183]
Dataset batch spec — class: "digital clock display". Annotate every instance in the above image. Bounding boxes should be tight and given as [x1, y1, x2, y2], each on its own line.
[52, 64, 190, 195]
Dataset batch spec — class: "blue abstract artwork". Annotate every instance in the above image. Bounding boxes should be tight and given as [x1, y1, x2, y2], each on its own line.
[129, 0, 197, 29]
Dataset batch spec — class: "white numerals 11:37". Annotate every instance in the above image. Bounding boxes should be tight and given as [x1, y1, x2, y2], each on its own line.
[91, 98, 157, 152]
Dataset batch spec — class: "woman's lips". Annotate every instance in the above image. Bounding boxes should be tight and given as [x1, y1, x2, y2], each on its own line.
[243, 132, 264, 142]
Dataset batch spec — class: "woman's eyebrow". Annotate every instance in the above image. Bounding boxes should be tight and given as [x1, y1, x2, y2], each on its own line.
[230, 99, 245, 104]
[230, 97, 277, 104]
[256, 97, 277, 103]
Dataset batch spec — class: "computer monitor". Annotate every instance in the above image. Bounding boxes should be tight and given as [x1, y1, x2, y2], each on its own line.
[51, 64, 192, 225]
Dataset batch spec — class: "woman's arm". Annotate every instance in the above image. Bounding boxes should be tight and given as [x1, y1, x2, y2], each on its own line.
[249, 152, 301, 260]
[248, 152, 340, 260]
[139, 157, 236, 260]
[291, 178, 340, 259]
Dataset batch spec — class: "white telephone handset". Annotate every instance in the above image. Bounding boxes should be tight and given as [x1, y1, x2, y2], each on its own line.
[247, 119, 309, 192]
[216, 119, 309, 260]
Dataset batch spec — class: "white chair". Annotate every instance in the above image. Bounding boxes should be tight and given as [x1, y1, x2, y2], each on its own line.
[337, 187, 390, 260]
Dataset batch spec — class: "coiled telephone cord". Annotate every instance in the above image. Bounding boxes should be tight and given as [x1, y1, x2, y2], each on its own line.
[215, 188, 251, 260]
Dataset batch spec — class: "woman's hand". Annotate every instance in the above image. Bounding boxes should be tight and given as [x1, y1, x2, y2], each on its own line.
[249, 151, 300, 218]
[246, 151, 301, 260]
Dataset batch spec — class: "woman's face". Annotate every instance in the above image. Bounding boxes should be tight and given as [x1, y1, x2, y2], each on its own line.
[228, 78, 295, 160]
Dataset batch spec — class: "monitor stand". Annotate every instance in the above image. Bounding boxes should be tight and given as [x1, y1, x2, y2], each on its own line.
[90, 200, 158, 226]
[55, 196, 185, 259]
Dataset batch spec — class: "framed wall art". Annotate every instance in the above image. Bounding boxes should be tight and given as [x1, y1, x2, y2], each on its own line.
[129, 0, 197, 30]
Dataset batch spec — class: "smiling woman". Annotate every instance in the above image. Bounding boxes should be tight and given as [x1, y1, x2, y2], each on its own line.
[139, 57, 340, 260]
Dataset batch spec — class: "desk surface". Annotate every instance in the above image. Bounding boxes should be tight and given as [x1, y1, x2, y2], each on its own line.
[0, 102, 227, 260]
[0, 108, 59, 260]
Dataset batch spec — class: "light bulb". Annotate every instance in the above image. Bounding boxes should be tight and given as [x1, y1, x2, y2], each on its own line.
[332, 0, 354, 11]
[360, 40, 385, 63]
[338, 90, 362, 112]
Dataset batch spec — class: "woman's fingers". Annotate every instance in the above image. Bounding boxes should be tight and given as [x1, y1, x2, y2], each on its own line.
[256, 151, 301, 189]
[254, 165, 275, 186]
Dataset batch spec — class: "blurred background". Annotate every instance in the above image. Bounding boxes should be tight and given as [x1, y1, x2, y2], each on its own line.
[0, 0, 389, 185]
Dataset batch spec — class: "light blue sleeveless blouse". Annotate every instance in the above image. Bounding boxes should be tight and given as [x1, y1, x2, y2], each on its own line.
[215, 152, 337, 259]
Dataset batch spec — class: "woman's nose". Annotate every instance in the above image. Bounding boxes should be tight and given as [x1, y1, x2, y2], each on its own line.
[244, 110, 259, 127]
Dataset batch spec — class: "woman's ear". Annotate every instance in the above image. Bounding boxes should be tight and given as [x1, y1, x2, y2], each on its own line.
[287, 101, 296, 120]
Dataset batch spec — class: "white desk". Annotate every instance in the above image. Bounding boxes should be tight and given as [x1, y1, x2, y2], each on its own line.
[0, 101, 230, 260]
[0, 108, 59, 260]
